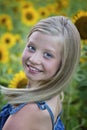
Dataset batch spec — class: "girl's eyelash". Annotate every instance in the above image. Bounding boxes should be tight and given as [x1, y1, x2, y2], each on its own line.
[27, 45, 35, 52]
[44, 52, 53, 58]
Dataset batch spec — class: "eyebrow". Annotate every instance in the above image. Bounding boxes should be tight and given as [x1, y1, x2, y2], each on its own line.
[44, 48, 56, 55]
[27, 41, 34, 45]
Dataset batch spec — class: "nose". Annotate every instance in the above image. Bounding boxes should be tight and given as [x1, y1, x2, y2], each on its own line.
[29, 52, 42, 64]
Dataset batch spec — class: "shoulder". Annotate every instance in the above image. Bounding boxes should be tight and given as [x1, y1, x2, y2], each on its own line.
[5, 103, 52, 130]
[22, 103, 52, 130]
[3, 96, 62, 130]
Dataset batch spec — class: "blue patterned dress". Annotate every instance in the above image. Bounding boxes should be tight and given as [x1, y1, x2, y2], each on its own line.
[0, 101, 65, 130]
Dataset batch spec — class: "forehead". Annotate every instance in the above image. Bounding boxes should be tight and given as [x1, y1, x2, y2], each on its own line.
[28, 31, 63, 47]
[28, 32, 64, 54]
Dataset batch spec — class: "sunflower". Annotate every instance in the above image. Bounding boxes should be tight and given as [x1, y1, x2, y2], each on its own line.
[60, 0, 69, 8]
[38, 7, 49, 18]
[0, 14, 13, 31]
[80, 42, 87, 64]
[72, 11, 87, 40]
[9, 71, 28, 88]
[84, 40, 87, 45]
[12, 6, 19, 14]
[1, 32, 16, 48]
[46, 4, 56, 15]
[22, 7, 39, 26]
[15, 34, 22, 43]
[20, 1, 33, 10]
[80, 57, 87, 64]
[0, 44, 9, 63]
[53, 0, 69, 14]
[82, 39, 87, 45]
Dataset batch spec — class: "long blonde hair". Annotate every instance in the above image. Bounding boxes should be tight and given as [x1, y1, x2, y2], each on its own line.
[0, 16, 81, 104]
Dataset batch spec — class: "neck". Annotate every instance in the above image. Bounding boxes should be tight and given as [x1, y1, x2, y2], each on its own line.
[26, 80, 39, 89]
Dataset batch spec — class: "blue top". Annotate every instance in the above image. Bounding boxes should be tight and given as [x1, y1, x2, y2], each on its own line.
[0, 102, 65, 130]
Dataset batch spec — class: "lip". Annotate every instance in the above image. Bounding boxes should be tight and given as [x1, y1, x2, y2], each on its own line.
[26, 64, 42, 74]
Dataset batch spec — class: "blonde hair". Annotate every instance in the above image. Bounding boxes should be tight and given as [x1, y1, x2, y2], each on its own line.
[0, 16, 81, 104]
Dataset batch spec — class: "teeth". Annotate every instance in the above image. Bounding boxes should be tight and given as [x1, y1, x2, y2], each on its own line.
[29, 66, 39, 72]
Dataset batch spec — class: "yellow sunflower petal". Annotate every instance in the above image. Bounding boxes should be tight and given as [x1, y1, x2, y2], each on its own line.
[46, 4, 56, 14]
[72, 11, 87, 40]
[20, 1, 33, 10]
[51, 0, 69, 14]
[80, 57, 87, 64]
[15, 34, 22, 43]
[38, 7, 49, 18]
[22, 7, 39, 26]
[0, 44, 9, 63]
[9, 71, 28, 88]
[0, 14, 13, 31]
[1, 32, 16, 48]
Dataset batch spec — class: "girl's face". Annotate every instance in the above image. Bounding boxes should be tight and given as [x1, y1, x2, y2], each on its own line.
[22, 31, 63, 84]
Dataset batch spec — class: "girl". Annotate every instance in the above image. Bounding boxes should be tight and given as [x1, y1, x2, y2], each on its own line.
[0, 16, 81, 130]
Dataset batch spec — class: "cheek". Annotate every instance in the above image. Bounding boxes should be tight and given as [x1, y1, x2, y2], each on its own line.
[47, 59, 61, 75]
[21, 55, 24, 64]
[22, 51, 27, 63]
[44, 62, 58, 73]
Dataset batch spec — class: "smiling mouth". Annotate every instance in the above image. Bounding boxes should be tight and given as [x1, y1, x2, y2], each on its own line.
[26, 64, 42, 74]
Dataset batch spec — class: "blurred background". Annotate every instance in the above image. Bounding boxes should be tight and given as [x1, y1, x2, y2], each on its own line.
[0, 0, 87, 129]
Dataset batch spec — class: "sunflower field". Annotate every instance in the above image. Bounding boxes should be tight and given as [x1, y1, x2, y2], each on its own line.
[0, 0, 87, 129]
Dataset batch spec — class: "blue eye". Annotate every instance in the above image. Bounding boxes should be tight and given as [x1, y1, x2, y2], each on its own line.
[44, 52, 53, 59]
[27, 45, 35, 52]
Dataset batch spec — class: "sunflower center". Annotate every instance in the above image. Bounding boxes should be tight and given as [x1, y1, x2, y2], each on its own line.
[2, 18, 6, 24]
[75, 16, 87, 39]
[0, 51, 2, 60]
[26, 12, 33, 20]
[13, 7, 18, 13]
[23, 4, 30, 9]
[17, 79, 27, 88]
[5, 38, 10, 44]
[41, 11, 45, 16]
